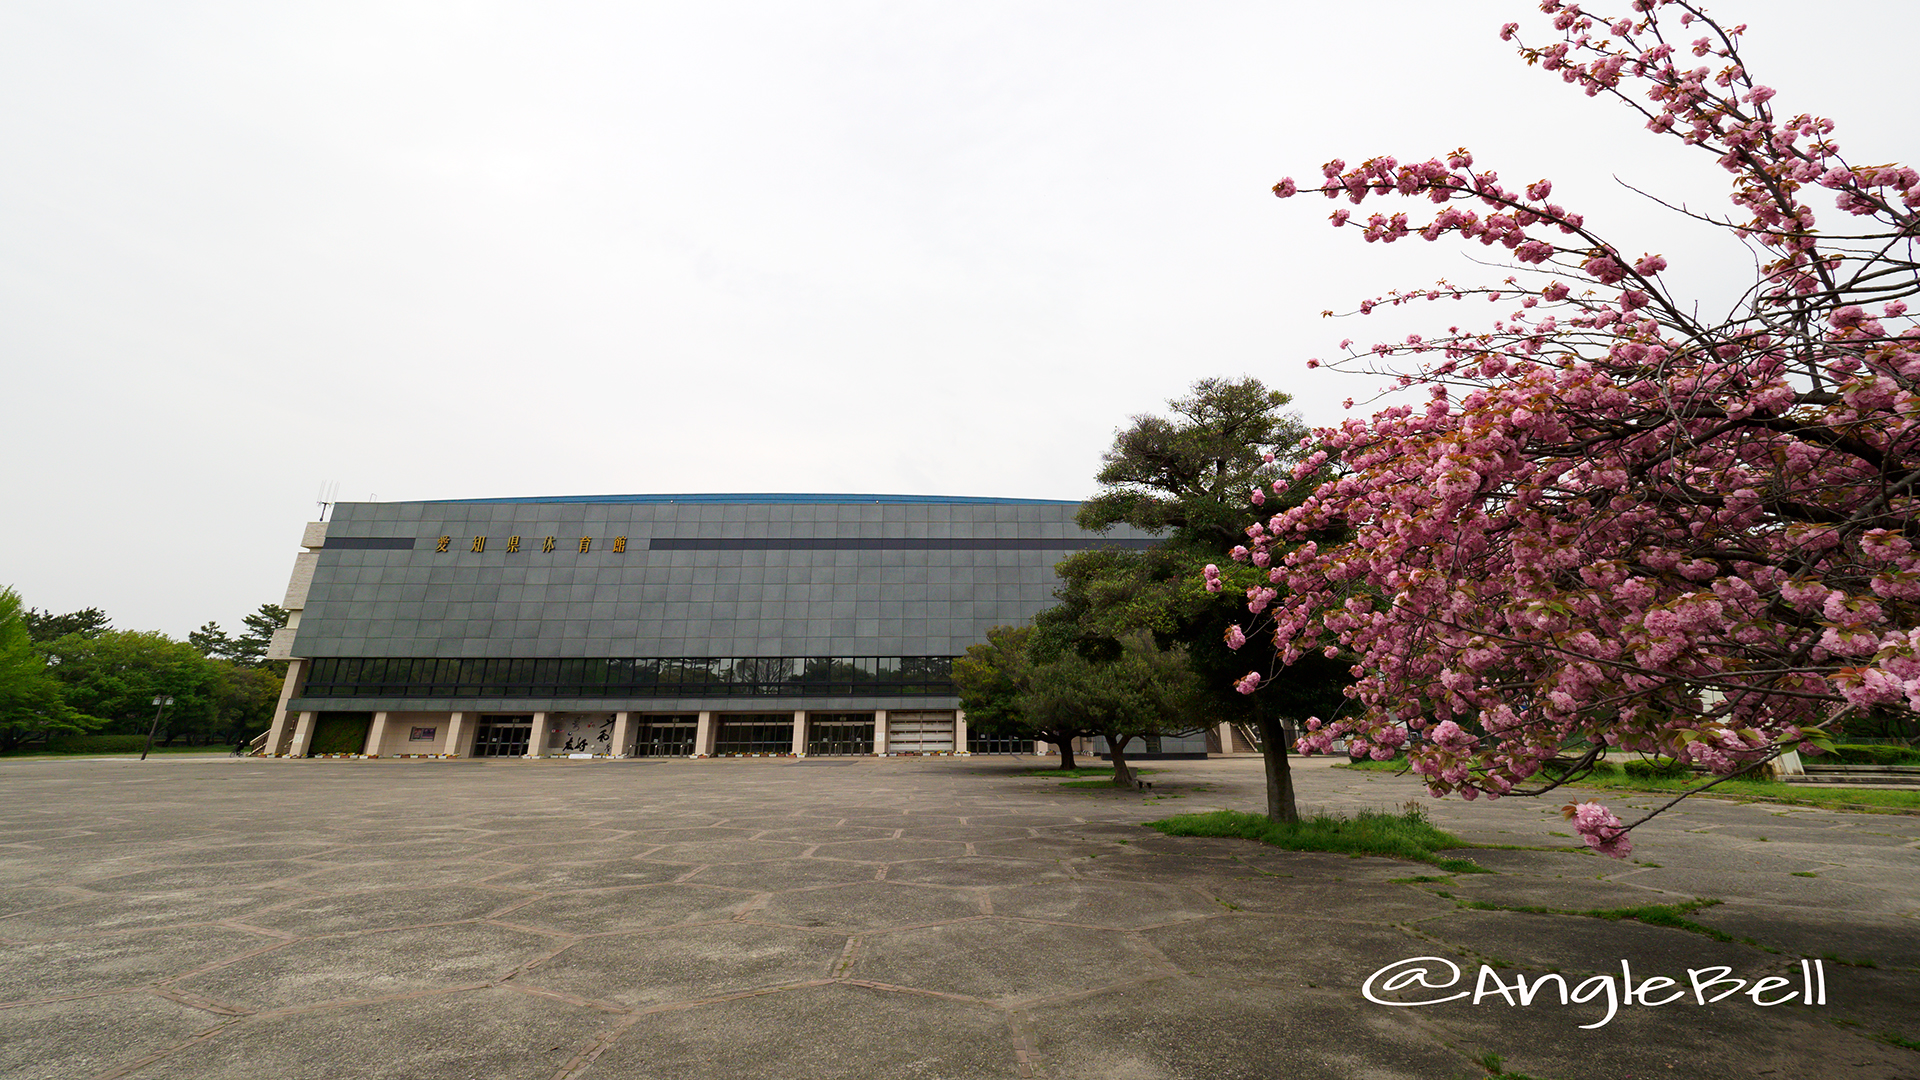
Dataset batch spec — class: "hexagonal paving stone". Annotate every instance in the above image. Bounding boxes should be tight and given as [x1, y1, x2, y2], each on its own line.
[889, 823, 1039, 842]
[0, 887, 303, 939]
[1419, 908, 1763, 976]
[294, 858, 500, 893]
[990, 879, 1217, 928]
[1143, 914, 1443, 986]
[483, 840, 655, 863]
[174, 921, 561, 1009]
[84, 862, 319, 893]
[883, 856, 1070, 888]
[500, 883, 754, 935]
[483, 860, 694, 892]
[1069, 852, 1271, 887]
[0, 885, 88, 917]
[683, 858, 881, 891]
[852, 917, 1147, 1004]
[0, 991, 223, 1080]
[575, 982, 1011, 1080]
[134, 841, 340, 865]
[642, 840, 810, 864]
[1024, 976, 1471, 1080]
[519, 922, 846, 1006]
[749, 825, 899, 844]
[0, 925, 275, 1003]
[303, 840, 494, 864]
[752, 881, 984, 931]
[622, 827, 757, 844]
[968, 836, 1142, 862]
[239, 884, 522, 935]
[124, 985, 616, 1080]
[806, 838, 970, 863]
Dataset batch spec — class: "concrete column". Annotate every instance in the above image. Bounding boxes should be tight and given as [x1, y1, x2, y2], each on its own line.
[445, 711, 467, 757]
[363, 711, 390, 757]
[1034, 739, 1051, 756]
[527, 711, 549, 758]
[611, 711, 633, 758]
[694, 711, 715, 757]
[954, 709, 970, 755]
[264, 658, 306, 756]
[791, 711, 808, 757]
[873, 710, 888, 756]
[288, 711, 318, 757]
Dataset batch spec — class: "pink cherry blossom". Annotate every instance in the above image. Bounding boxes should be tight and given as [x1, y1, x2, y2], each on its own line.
[1238, 0, 1916, 856]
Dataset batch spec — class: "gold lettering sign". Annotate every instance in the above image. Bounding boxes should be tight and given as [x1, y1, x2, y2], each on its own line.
[436, 536, 451, 553]
[612, 536, 627, 553]
[578, 537, 592, 553]
[470, 536, 486, 553]
[542, 536, 556, 553]
[506, 536, 520, 553]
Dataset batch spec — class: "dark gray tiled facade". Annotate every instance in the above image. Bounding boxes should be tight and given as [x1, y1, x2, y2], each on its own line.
[284, 494, 1155, 714]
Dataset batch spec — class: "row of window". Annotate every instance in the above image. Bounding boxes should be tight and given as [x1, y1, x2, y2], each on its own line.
[300, 656, 957, 698]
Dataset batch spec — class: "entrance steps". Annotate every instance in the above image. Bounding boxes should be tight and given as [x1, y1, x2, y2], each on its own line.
[1785, 764, 1920, 787]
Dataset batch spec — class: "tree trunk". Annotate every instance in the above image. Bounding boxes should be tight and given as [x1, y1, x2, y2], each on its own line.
[1107, 732, 1136, 787]
[1052, 731, 1077, 771]
[1256, 715, 1298, 824]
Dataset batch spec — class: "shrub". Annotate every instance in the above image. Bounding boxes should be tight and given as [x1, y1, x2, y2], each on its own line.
[37, 734, 155, 754]
[1826, 744, 1920, 767]
[1623, 758, 1693, 780]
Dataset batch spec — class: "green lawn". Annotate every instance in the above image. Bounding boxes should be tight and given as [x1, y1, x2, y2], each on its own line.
[1338, 758, 1920, 813]
[1146, 807, 1491, 873]
[0, 745, 238, 759]
[1022, 765, 1157, 779]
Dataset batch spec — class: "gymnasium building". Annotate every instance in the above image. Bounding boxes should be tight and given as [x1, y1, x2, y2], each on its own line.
[261, 493, 1216, 760]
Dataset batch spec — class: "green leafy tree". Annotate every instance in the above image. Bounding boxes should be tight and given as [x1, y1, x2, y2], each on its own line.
[233, 604, 289, 667]
[189, 621, 236, 661]
[953, 625, 1093, 770]
[1070, 376, 1349, 822]
[39, 630, 221, 743]
[23, 606, 109, 643]
[0, 588, 92, 752]
[211, 661, 283, 745]
[1079, 377, 1307, 545]
[1020, 631, 1203, 787]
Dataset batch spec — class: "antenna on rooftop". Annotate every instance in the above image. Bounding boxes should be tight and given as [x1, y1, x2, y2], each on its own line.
[317, 480, 340, 521]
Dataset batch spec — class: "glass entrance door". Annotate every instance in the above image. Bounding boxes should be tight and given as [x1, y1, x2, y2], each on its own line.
[632, 716, 697, 757]
[471, 715, 533, 757]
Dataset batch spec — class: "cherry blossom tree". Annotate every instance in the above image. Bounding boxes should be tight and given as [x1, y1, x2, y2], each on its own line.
[1224, 0, 1920, 856]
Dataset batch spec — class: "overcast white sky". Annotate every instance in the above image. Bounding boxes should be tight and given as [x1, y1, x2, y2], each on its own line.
[4, 0, 1914, 638]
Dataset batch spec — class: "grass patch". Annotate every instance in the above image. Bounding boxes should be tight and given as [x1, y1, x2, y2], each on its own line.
[1336, 757, 1920, 814]
[1875, 1031, 1920, 1053]
[1024, 766, 1157, 779]
[1146, 808, 1491, 873]
[0, 743, 235, 759]
[1454, 897, 1732, 941]
[1469, 1051, 1560, 1080]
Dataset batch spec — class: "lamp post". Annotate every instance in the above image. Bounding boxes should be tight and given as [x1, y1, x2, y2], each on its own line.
[140, 696, 173, 761]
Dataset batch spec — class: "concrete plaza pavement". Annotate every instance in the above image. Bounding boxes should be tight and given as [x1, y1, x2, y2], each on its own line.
[0, 753, 1915, 1080]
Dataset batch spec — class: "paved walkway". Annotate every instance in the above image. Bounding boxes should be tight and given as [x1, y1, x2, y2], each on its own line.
[0, 754, 1914, 1080]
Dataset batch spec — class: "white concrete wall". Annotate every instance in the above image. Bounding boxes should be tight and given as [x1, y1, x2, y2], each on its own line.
[282, 551, 319, 610]
[372, 712, 461, 756]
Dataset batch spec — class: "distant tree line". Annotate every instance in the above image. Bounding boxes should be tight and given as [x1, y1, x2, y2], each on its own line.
[0, 590, 288, 753]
